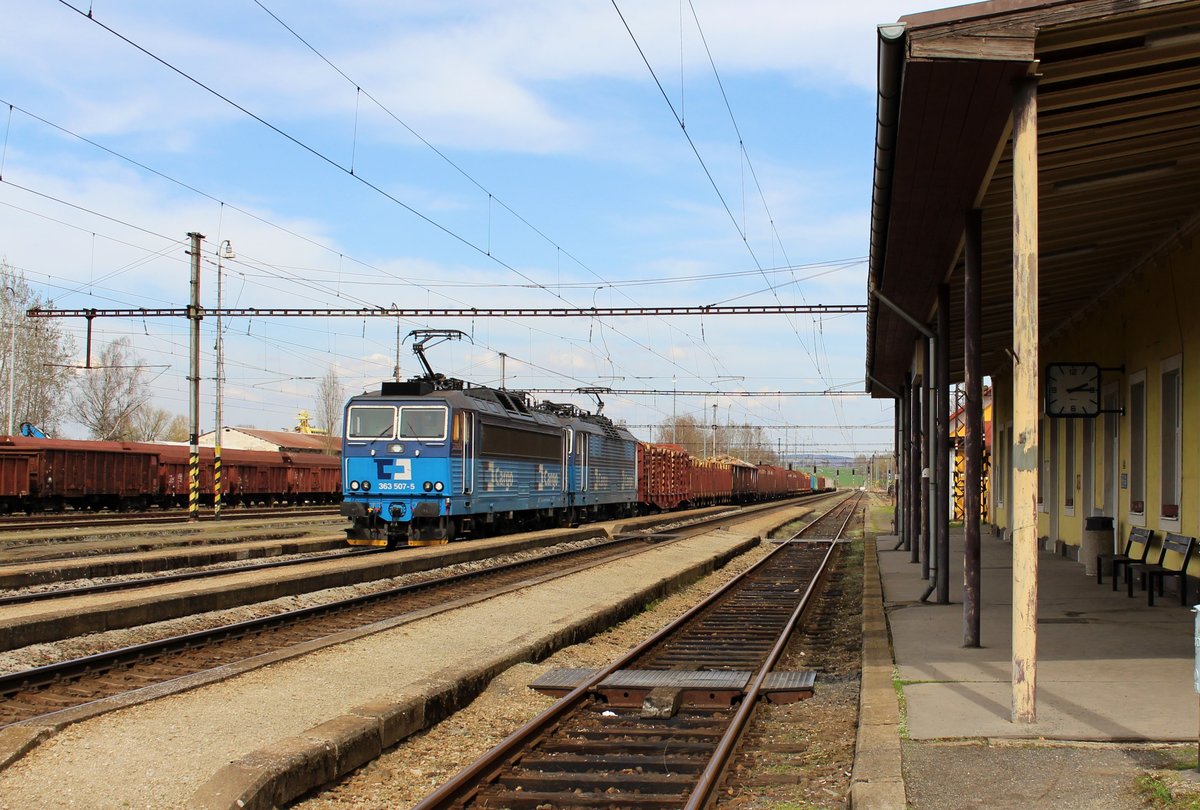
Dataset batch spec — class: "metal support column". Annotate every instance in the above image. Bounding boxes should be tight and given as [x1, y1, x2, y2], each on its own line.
[1012, 75, 1040, 724]
[964, 208, 983, 646]
[936, 283, 951, 604]
[902, 381, 907, 552]
[907, 374, 916, 564]
[186, 232, 204, 523]
[922, 335, 933, 580]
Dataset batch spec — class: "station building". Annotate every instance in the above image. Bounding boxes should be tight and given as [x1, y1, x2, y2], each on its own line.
[865, 0, 1200, 721]
[197, 426, 338, 455]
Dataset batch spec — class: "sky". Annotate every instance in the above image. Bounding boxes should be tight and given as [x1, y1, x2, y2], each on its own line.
[1, 0, 921, 457]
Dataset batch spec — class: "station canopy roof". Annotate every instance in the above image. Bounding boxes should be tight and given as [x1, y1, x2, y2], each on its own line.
[867, 0, 1200, 396]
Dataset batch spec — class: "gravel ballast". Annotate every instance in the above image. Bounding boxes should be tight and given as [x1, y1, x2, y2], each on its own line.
[0, 510, 802, 809]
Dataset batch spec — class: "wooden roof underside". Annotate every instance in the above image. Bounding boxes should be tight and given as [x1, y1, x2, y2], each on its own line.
[869, 0, 1200, 393]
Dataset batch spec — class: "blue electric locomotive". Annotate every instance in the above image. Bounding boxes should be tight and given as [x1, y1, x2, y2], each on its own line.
[340, 378, 637, 547]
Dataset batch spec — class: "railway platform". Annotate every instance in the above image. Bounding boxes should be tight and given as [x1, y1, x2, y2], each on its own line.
[854, 524, 1199, 809]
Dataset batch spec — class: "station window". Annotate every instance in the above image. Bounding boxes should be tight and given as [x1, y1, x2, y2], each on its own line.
[398, 406, 448, 440]
[1129, 371, 1146, 515]
[347, 405, 396, 440]
[1161, 356, 1182, 520]
[1064, 420, 1074, 511]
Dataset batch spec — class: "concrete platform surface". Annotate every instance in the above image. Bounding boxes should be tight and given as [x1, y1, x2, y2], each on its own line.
[880, 528, 1197, 742]
[851, 523, 1200, 809]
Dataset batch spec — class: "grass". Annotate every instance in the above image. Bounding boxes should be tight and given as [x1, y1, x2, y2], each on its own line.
[1132, 773, 1200, 809]
[892, 668, 909, 739]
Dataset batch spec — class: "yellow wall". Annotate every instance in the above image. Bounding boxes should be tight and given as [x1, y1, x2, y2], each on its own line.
[992, 231, 1200, 551]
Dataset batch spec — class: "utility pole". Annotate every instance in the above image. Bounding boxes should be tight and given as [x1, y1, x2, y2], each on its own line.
[214, 240, 233, 520]
[187, 232, 204, 523]
[712, 403, 718, 457]
[393, 312, 402, 381]
[500, 352, 507, 390]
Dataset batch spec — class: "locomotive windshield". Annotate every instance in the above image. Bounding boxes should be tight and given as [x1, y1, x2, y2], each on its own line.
[347, 406, 395, 440]
[398, 406, 447, 440]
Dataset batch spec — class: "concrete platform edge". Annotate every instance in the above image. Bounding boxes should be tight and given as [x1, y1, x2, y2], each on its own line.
[0, 526, 609, 652]
[850, 535, 906, 809]
[189, 534, 763, 810]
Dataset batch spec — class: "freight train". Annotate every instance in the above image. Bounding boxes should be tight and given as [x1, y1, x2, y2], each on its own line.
[340, 377, 831, 548]
[0, 436, 341, 513]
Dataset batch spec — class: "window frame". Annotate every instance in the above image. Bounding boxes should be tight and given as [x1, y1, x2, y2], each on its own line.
[1063, 419, 1075, 515]
[345, 405, 397, 441]
[1160, 355, 1182, 525]
[1129, 370, 1147, 519]
[397, 405, 449, 441]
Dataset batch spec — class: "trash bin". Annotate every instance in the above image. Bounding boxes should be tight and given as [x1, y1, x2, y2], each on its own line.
[1081, 515, 1114, 576]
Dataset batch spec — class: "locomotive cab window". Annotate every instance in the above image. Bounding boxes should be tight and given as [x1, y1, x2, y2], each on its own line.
[399, 406, 448, 441]
[347, 406, 396, 440]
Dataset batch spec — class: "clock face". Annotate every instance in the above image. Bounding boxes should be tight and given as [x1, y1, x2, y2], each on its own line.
[1045, 363, 1100, 417]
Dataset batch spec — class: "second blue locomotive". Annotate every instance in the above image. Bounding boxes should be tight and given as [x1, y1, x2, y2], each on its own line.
[340, 378, 636, 546]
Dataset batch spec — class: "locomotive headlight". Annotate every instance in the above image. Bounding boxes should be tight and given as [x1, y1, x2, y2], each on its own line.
[434, 481, 444, 492]
[349, 480, 360, 491]
[389, 444, 403, 454]
[362, 481, 371, 491]
[422, 481, 433, 492]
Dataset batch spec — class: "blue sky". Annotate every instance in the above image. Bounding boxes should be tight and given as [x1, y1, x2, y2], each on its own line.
[2, 0, 918, 454]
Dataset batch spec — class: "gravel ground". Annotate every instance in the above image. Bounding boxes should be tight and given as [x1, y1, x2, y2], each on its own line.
[295, 535, 782, 808]
[0, 512, 791, 810]
[0, 541, 351, 598]
[0, 536, 611, 673]
[295, 509, 862, 809]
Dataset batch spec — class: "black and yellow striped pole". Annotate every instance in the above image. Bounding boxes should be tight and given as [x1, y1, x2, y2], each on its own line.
[213, 446, 222, 520]
[187, 231, 204, 523]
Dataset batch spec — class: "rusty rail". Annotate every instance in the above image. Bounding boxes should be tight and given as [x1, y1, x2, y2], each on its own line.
[413, 491, 861, 808]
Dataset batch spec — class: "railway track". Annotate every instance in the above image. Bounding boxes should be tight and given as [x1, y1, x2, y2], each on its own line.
[0, 504, 342, 532]
[0, 501, 810, 731]
[0, 546, 386, 606]
[412, 492, 862, 809]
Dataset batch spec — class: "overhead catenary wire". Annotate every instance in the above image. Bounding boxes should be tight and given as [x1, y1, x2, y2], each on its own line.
[27, 4, 884, 441]
[37, 4, 832, 433]
[609, 0, 825, 380]
[0, 104, 652, 393]
[246, 0, 756, 405]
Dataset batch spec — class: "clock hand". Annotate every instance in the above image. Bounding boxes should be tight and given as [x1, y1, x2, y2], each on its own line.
[1065, 383, 1093, 392]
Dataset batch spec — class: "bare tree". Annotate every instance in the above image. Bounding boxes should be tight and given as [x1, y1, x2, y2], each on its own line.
[71, 337, 151, 440]
[652, 415, 784, 465]
[165, 414, 189, 442]
[314, 365, 345, 452]
[128, 405, 180, 441]
[0, 262, 77, 436]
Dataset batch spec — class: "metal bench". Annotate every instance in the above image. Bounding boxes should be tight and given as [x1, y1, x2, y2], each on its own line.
[1098, 526, 1153, 590]
[1127, 532, 1196, 606]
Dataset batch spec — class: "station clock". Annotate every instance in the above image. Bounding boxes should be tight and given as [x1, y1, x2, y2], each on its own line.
[1045, 363, 1101, 417]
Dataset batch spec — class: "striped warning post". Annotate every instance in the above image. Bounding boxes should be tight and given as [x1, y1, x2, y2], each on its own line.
[188, 450, 200, 521]
[214, 447, 223, 520]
